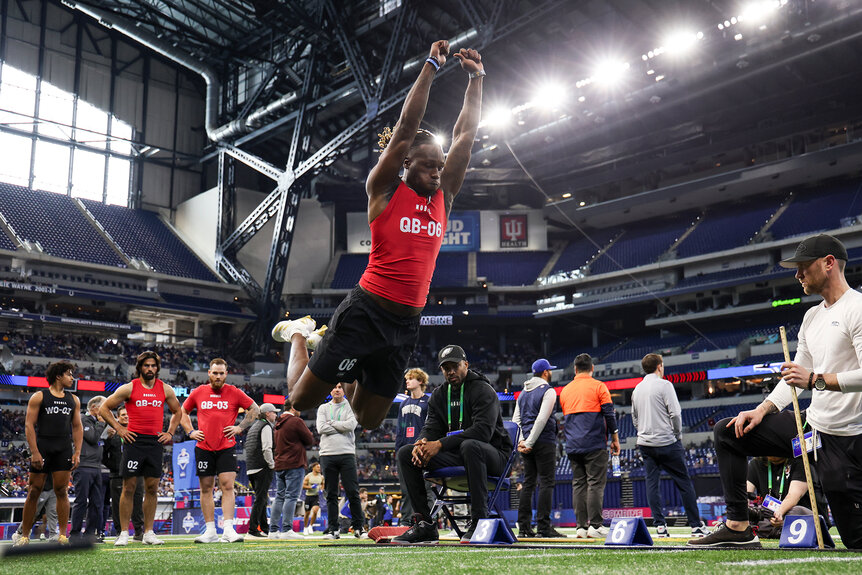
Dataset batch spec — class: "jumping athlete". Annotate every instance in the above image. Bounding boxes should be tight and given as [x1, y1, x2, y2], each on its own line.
[99, 351, 183, 546]
[180, 358, 259, 543]
[14, 361, 83, 547]
[272, 39, 485, 428]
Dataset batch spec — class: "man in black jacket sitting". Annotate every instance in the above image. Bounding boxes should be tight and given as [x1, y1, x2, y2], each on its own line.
[393, 345, 511, 545]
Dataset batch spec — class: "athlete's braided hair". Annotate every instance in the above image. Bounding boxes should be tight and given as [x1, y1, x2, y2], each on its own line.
[377, 127, 438, 152]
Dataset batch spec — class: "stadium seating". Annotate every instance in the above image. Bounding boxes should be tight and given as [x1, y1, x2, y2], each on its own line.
[674, 199, 780, 259]
[589, 218, 693, 275]
[601, 333, 698, 364]
[80, 199, 218, 282]
[430, 252, 469, 288]
[330, 253, 368, 289]
[0, 228, 16, 252]
[552, 229, 618, 274]
[476, 250, 551, 286]
[674, 265, 768, 290]
[769, 184, 862, 239]
[0, 183, 125, 267]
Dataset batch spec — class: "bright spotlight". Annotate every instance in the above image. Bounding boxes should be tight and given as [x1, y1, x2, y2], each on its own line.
[482, 106, 512, 128]
[663, 30, 703, 56]
[533, 82, 567, 110]
[739, 1, 785, 25]
[433, 134, 446, 148]
[592, 60, 630, 87]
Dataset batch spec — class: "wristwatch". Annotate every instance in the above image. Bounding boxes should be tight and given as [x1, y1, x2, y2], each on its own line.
[813, 374, 827, 391]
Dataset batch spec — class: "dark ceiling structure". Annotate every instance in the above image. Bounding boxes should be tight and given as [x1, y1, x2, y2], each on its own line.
[57, 0, 862, 354]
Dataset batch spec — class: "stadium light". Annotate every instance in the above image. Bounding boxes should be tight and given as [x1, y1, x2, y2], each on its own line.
[433, 134, 446, 148]
[592, 60, 630, 87]
[662, 30, 704, 56]
[481, 106, 513, 129]
[532, 82, 567, 110]
[739, 0, 787, 25]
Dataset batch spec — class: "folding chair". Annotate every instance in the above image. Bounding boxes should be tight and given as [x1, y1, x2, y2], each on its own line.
[424, 421, 520, 538]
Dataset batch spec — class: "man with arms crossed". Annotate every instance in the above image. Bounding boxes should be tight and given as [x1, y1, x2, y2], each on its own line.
[272, 40, 485, 429]
[14, 361, 82, 546]
[690, 234, 862, 548]
[179, 358, 258, 543]
[100, 351, 183, 546]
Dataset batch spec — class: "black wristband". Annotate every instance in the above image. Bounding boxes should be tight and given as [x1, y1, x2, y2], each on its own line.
[808, 372, 814, 390]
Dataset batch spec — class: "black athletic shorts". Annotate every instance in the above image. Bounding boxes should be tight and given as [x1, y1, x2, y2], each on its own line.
[31, 437, 73, 473]
[120, 434, 163, 478]
[305, 494, 320, 508]
[195, 446, 237, 477]
[308, 286, 420, 398]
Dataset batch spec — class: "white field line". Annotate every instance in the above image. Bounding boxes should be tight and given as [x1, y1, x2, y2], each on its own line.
[721, 556, 862, 567]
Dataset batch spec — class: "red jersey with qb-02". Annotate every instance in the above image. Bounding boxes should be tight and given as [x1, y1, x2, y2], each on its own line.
[125, 378, 166, 435]
[359, 182, 446, 307]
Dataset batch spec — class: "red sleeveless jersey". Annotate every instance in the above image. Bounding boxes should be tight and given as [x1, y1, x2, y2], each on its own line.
[125, 378, 166, 435]
[359, 182, 446, 307]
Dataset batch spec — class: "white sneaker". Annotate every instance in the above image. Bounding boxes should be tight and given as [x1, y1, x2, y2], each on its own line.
[142, 531, 164, 545]
[303, 525, 313, 535]
[280, 529, 304, 539]
[322, 530, 340, 540]
[306, 325, 327, 350]
[246, 531, 268, 539]
[587, 525, 609, 538]
[268, 531, 281, 540]
[11, 532, 22, 544]
[12, 536, 28, 547]
[575, 528, 588, 539]
[195, 530, 220, 544]
[691, 523, 709, 538]
[655, 525, 670, 538]
[114, 531, 130, 546]
[220, 529, 244, 543]
[271, 315, 316, 342]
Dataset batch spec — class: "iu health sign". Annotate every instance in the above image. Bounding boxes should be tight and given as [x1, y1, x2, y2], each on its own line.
[441, 211, 479, 252]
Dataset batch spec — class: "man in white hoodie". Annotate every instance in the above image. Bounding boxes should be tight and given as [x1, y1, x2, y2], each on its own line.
[512, 359, 563, 538]
[316, 383, 364, 539]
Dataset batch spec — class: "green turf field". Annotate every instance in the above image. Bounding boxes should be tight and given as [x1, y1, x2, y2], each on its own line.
[2, 527, 857, 575]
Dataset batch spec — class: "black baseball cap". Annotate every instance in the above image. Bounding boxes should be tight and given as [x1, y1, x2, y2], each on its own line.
[779, 234, 848, 268]
[438, 344, 467, 366]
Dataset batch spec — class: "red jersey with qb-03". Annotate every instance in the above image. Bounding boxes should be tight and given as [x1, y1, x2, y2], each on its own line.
[183, 384, 254, 451]
[125, 378, 166, 435]
[359, 182, 446, 307]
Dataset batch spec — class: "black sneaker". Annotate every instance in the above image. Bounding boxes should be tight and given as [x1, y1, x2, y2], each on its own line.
[133, 532, 144, 542]
[391, 518, 439, 546]
[686, 522, 761, 548]
[537, 527, 566, 538]
[519, 525, 537, 538]
[460, 523, 476, 544]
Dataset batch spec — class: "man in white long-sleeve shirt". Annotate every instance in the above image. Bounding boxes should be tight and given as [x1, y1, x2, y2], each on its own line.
[316, 383, 364, 539]
[632, 354, 706, 538]
[512, 359, 563, 538]
[691, 234, 862, 549]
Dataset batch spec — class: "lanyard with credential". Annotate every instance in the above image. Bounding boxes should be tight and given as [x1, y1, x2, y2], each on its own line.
[767, 462, 786, 497]
[447, 383, 465, 432]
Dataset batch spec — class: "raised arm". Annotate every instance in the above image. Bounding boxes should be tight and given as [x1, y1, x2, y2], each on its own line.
[440, 48, 484, 211]
[367, 40, 450, 201]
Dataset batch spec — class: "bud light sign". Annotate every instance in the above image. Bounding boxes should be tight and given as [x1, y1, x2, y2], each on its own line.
[500, 214, 528, 248]
[441, 211, 479, 252]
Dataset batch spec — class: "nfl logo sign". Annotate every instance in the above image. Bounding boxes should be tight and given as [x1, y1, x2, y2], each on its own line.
[500, 215, 527, 248]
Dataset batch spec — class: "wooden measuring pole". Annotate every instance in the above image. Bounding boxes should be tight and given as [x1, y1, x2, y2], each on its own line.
[780, 325, 824, 549]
